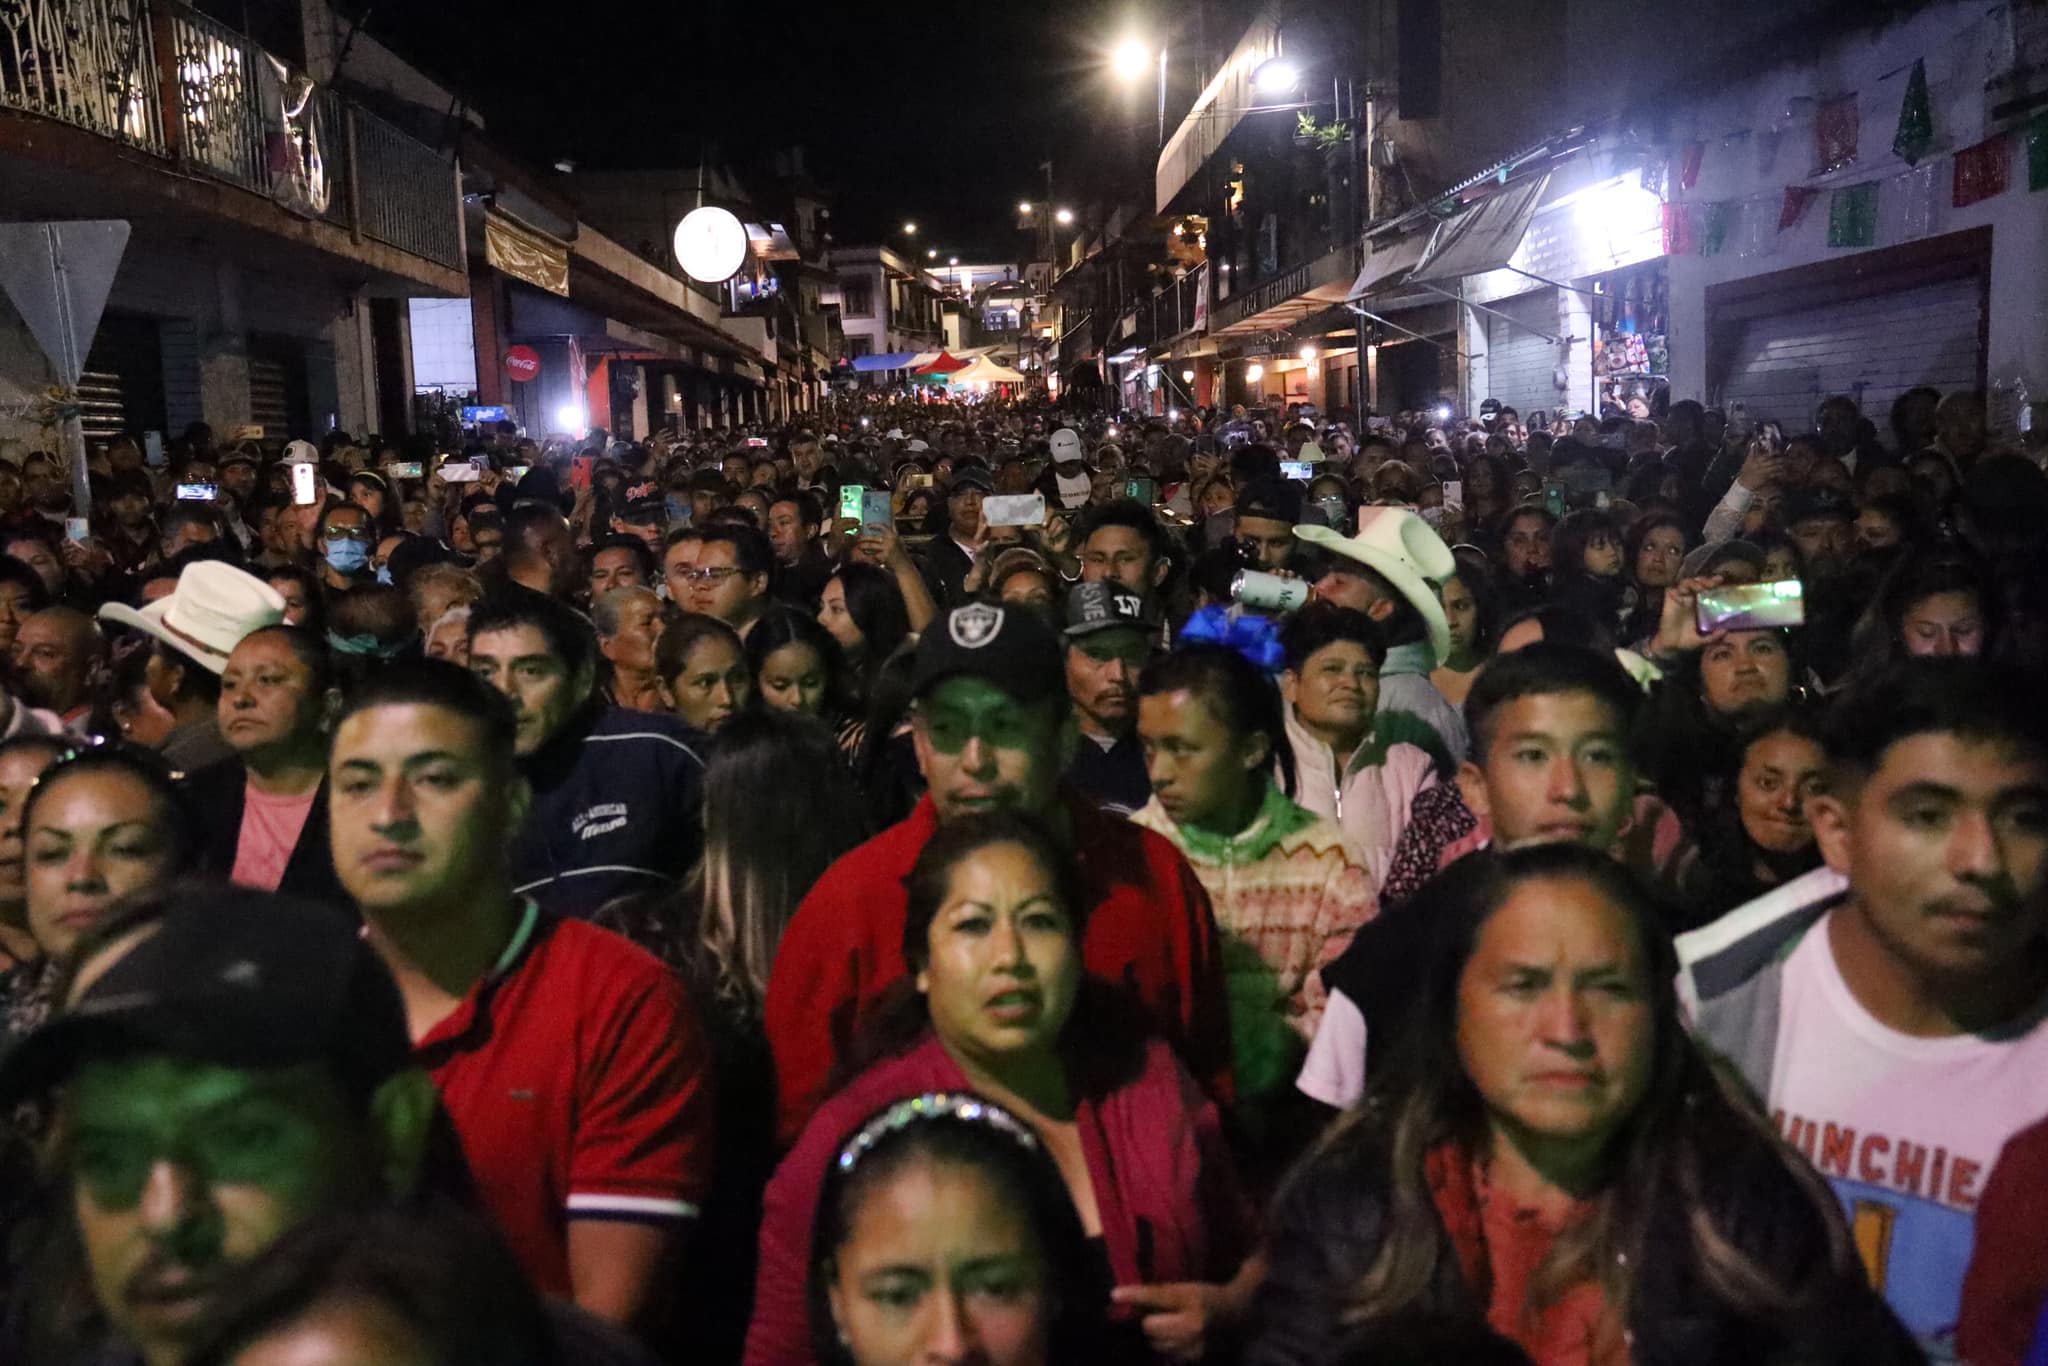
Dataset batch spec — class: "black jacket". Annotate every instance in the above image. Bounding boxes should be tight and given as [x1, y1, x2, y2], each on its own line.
[1248, 1121, 1923, 1366]
[184, 760, 350, 910]
[915, 534, 976, 608]
[511, 704, 706, 919]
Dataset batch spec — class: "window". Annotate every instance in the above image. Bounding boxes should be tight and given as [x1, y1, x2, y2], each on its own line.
[841, 276, 873, 318]
[846, 336, 874, 358]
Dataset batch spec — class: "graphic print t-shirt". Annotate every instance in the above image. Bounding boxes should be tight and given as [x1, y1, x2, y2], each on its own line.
[1766, 915, 2048, 1360]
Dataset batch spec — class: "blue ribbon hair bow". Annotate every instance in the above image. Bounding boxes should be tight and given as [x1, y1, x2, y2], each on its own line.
[1177, 605, 1288, 673]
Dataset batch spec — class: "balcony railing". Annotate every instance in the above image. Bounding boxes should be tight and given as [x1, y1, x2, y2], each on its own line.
[3, 0, 458, 273]
[0, 0, 165, 153]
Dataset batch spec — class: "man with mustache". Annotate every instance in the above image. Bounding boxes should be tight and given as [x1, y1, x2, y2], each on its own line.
[1679, 661, 2048, 1358]
[1060, 581, 1156, 816]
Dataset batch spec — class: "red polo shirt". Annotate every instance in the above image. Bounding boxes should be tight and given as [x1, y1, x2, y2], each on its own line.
[764, 792, 1234, 1143]
[417, 903, 715, 1296]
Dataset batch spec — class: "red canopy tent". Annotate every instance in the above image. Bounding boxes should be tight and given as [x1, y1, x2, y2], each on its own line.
[913, 351, 970, 375]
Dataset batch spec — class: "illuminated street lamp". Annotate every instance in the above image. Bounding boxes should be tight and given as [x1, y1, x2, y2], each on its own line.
[949, 257, 959, 265]
[1299, 344, 1319, 363]
[926, 248, 938, 259]
[1181, 368, 1195, 382]
[1111, 37, 1150, 82]
[902, 221, 918, 236]
[1018, 201, 1034, 215]
[1054, 207, 1075, 226]
[1252, 56, 1301, 97]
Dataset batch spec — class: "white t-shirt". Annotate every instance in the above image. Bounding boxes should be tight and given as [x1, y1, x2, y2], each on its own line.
[1767, 913, 2048, 1359]
[1295, 985, 1367, 1111]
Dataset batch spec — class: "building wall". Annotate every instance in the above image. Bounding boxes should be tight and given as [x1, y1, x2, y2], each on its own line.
[1659, 0, 2047, 409]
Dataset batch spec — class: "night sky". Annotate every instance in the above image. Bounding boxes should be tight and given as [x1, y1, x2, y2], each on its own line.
[372, 1, 1176, 260]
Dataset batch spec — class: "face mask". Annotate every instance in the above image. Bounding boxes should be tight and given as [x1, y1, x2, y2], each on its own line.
[325, 539, 370, 574]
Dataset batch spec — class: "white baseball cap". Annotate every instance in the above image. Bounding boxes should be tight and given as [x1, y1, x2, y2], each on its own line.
[1049, 428, 1085, 464]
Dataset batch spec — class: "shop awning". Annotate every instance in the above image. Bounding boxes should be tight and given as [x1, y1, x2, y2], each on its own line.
[1348, 230, 1430, 299]
[851, 351, 919, 371]
[953, 355, 1027, 384]
[1409, 173, 1550, 285]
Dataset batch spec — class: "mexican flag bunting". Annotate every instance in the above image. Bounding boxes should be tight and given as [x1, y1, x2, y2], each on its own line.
[1779, 185, 1820, 230]
[1679, 141, 1706, 191]
[1827, 182, 1879, 248]
[1816, 94, 1860, 173]
[1661, 202, 1695, 255]
[1892, 59, 1933, 165]
[1954, 133, 2011, 207]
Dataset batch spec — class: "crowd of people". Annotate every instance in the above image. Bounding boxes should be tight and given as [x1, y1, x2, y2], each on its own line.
[0, 377, 2039, 1365]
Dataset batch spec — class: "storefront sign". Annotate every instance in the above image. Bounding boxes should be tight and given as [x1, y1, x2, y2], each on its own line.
[462, 405, 511, 425]
[504, 346, 541, 383]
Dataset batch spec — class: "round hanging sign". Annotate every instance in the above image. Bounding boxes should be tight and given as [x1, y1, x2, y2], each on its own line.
[673, 206, 749, 284]
[504, 346, 541, 383]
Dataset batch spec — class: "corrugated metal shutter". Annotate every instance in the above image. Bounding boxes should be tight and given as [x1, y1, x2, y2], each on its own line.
[1484, 289, 1562, 417]
[1717, 278, 1982, 429]
[78, 313, 167, 441]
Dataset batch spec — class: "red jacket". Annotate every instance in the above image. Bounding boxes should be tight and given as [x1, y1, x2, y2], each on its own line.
[765, 792, 1235, 1143]
[1960, 1113, 2048, 1366]
[744, 1033, 1254, 1366]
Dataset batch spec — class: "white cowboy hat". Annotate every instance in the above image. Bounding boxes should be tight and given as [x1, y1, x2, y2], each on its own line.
[99, 561, 287, 675]
[1294, 506, 1458, 662]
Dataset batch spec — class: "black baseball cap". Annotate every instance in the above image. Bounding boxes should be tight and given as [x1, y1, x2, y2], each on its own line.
[1785, 488, 1854, 526]
[0, 890, 412, 1105]
[1063, 581, 1158, 637]
[947, 466, 995, 496]
[909, 602, 1064, 705]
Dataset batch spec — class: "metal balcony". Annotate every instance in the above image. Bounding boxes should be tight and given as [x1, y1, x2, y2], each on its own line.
[2, 0, 460, 273]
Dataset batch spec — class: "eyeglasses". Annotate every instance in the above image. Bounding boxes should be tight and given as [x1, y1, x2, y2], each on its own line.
[324, 525, 371, 542]
[680, 566, 744, 584]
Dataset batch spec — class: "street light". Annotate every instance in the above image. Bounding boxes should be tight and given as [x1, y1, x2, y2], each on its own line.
[1181, 368, 1195, 382]
[1251, 56, 1301, 97]
[1245, 363, 1266, 383]
[926, 248, 938, 259]
[1111, 37, 1150, 82]
[1299, 344, 1319, 363]
[1018, 201, 1034, 215]
[1054, 207, 1075, 225]
[949, 257, 959, 266]
[902, 221, 918, 236]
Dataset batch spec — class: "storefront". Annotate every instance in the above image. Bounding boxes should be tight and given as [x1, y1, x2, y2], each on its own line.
[1590, 258, 1670, 420]
[1704, 228, 1989, 429]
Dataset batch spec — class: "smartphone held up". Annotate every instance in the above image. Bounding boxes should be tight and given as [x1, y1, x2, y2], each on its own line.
[1696, 579, 1804, 634]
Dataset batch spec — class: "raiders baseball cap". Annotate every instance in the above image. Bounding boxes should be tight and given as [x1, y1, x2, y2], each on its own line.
[0, 889, 413, 1105]
[908, 602, 1064, 705]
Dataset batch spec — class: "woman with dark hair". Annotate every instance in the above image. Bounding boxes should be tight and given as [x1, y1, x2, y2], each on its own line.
[0, 556, 50, 658]
[1462, 452, 1515, 529]
[264, 563, 325, 634]
[600, 709, 870, 1364]
[808, 1093, 1098, 1366]
[184, 1205, 553, 1366]
[1547, 508, 1626, 630]
[1848, 549, 1995, 675]
[657, 611, 754, 733]
[818, 561, 911, 705]
[0, 736, 69, 996]
[747, 811, 1258, 1366]
[1678, 705, 1827, 924]
[1430, 567, 1498, 707]
[4, 744, 193, 1053]
[747, 604, 856, 738]
[1250, 844, 1917, 1366]
[1620, 511, 1690, 645]
[1131, 645, 1376, 1133]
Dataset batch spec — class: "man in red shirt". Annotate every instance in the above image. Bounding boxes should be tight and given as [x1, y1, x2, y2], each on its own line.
[328, 660, 714, 1334]
[764, 599, 1233, 1143]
